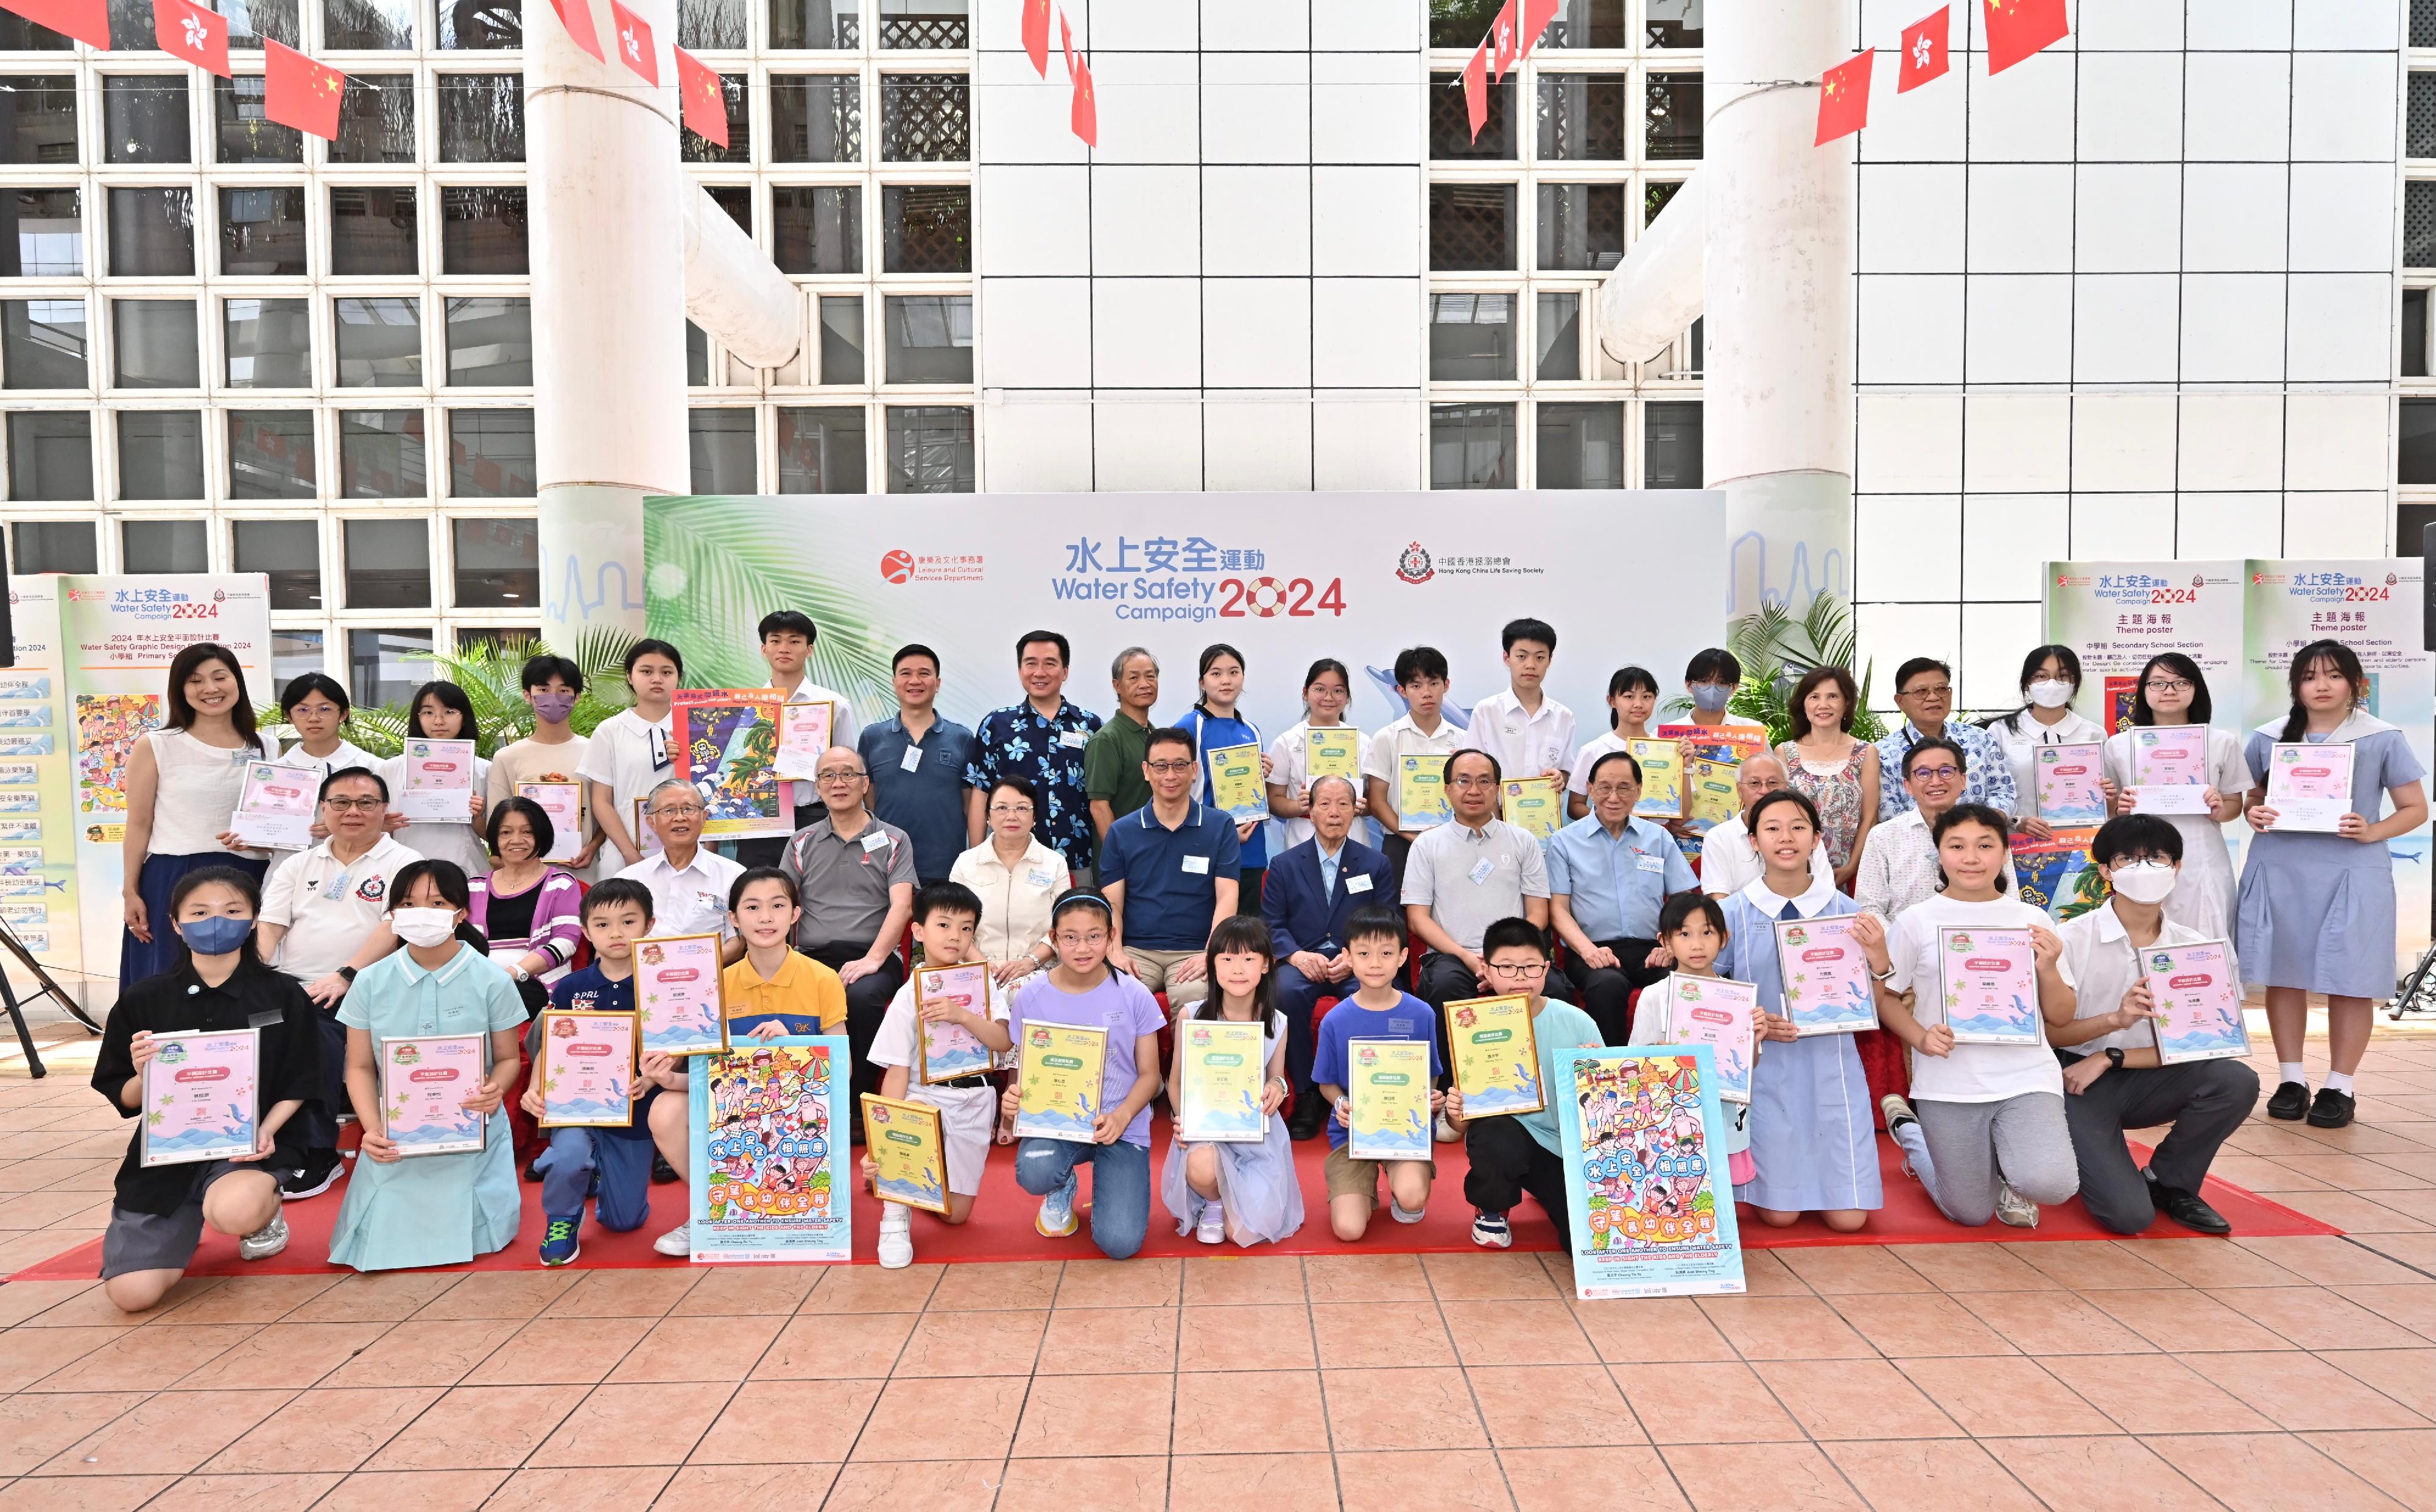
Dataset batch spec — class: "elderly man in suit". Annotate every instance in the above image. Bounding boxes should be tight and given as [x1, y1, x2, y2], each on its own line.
[1262, 774, 1395, 1139]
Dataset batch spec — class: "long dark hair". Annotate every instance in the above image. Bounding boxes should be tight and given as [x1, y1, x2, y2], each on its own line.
[1195, 914, 1282, 1033]
[168, 865, 263, 965]
[2279, 639, 2367, 742]
[1194, 642, 1246, 717]
[406, 680, 482, 746]
[2129, 652, 2212, 727]
[1604, 665, 1659, 729]
[1931, 803, 2013, 893]
[164, 643, 267, 753]
[1300, 658, 1351, 719]
[1986, 644, 2082, 735]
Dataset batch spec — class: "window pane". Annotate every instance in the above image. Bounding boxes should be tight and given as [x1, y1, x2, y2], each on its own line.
[1429, 182, 1515, 272]
[880, 0, 964, 46]
[215, 75, 304, 163]
[450, 516, 537, 607]
[769, 74, 861, 161]
[1646, 0, 1700, 45]
[348, 627, 434, 707]
[882, 294, 970, 383]
[225, 297, 312, 388]
[768, 0, 859, 49]
[885, 405, 971, 493]
[107, 186, 194, 276]
[689, 407, 755, 491]
[819, 294, 864, 384]
[445, 295, 532, 385]
[112, 299, 200, 389]
[771, 185, 861, 274]
[1687, 315, 1702, 373]
[273, 627, 324, 683]
[7, 412, 91, 499]
[1540, 0, 1624, 47]
[10, 519, 97, 573]
[1428, 293, 1515, 382]
[199, 0, 301, 49]
[5, 187, 82, 276]
[1538, 72, 1626, 160]
[219, 185, 308, 275]
[343, 518, 429, 608]
[880, 184, 968, 272]
[436, 0, 520, 47]
[1536, 291, 1580, 380]
[1429, 72, 1512, 160]
[2417, 0, 2436, 48]
[331, 185, 418, 275]
[1429, 402, 1515, 489]
[1537, 182, 1624, 271]
[331, 73, 415, 161]
[0, 77, 79, 164]
[705, 184, 750, 233]
[679, 75, 750, 163]
[326, 0, 414, 47]
[2403, 398, 2436, 485]
[678, 0, 746, 46]
[102, 77, 189, 164]
[228, 409, 317, 498]
[440, 185, 527, 272]
[1646, 72, 1702, 160]
[1644, 399, 1702, 487]
[437, 74, 524, 161]
[337, 407, 427, 497]
[2406, 287, 2429, 379]
[1536, 401, 1621, 488]
[116, 410, 205, 498]
[234, 518, 321, 607]
[0, 15, 69, 46]
[121, 517, 206, 572]
[1644, 178, 1682, 226]
[2, 298, 86, 388]
[448, 407, 535, 496]
[776, 405, 865, 491]
[685, 318, 708, 384]
[879, 73, 968, 161]
[335, 295, 422, 385]
[1425, 0, 1493, 46]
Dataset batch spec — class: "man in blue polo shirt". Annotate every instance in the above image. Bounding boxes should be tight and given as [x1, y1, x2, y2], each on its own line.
[859, 642, 977, 886]
[1546, 749, 1698, 1043]
[1098, 726, 1240, 1018]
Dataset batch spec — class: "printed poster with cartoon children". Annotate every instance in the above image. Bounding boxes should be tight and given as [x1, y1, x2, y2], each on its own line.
[1553, 1046, 1747, 1301]
[686, 1036, 852, 1262]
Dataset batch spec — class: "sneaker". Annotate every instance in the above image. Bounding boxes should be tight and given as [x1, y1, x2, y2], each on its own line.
[237, 1212, 289, 1261]
[2267, 1080, 2311, 1120]
[1195, 1206, 1227, 1245]
[651, 1223, 691, 1257]
[539, 1217, 582, 1267]
[1387, 1198, 1427, 1225]
[1879, 1092, 1918, 1133]
[1035, 1171, 1079, 1238]
[1471, 1210, 1513, 1248]
[1433, 1112, 1460, 1144]
[877, 1209, 914, 1270]
[278, 1158, 341, 1201]
[1994, 1180, 2039, 1229]
[2306, 1087, 2356, 1129]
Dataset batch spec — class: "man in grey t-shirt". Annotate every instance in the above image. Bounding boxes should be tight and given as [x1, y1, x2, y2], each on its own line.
[1400, 748, 1573, 1014]
[780, 747, 917, 1110]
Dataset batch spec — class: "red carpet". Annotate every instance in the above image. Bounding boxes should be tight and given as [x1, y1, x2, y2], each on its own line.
[5, 1121, 2336, 1282]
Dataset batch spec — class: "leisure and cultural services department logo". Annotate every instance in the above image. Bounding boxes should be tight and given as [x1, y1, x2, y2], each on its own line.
[878, 549, 982, 585]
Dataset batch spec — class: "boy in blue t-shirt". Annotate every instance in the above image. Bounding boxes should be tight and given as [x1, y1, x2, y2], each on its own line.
[1311, 905, 1445, 1241]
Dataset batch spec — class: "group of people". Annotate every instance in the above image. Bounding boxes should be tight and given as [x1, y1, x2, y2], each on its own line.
[85, 611, 2422, 1303]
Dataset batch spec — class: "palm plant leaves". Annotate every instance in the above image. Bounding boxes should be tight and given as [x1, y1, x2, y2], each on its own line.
[254, 627, 641, 761]
[643, 498, 896, 713]
[1662, 591, 1885, 745]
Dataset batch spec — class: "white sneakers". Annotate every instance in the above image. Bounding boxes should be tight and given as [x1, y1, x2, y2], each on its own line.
[1194, 1206, 1226, 1245]
[878, 1206, 914, 1269]
[651, 1223, 691, 1256]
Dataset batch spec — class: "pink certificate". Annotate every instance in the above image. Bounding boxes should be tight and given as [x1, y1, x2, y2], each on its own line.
[1773, 915, 1879, 1035]
[2265, 743, 2354, 832]
[140, 1029, 259, 1166]
[538, 1011, 638, 1127]
[379, 1035, 488, 1155]
[1663, 974, 1759, 1105]
[775, 701, 835, 781]
[2033, 742, 2108, 828]
[230, 761, 320, 850]
[398, 739, 477, 822]
[2130, 726, 2212, 816]
[636, 932, 728, 1055]
[2140, 939, 2251, 1064]
[518, 781, 583, 862]
[1935, 926, 2044, 1046]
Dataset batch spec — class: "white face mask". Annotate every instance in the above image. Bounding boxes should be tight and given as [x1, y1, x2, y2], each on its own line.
[2108, 860, 2177, 905]
[392, 907, 460, 948]
[2026, 680, 2075, 709]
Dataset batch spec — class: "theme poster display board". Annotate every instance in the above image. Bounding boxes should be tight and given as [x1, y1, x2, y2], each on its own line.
[688, 1036, 851, 1262]
[2044, 561, 2245, 734]
[1554, 1046, 1746, 1300]
[1, 578, 78, 979]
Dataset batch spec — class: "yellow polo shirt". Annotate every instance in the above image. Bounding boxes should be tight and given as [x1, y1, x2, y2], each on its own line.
[722, 951, 848, 1036]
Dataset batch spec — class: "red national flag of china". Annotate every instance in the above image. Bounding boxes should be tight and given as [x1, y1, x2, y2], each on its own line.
[1060, 13, 1094, 146]
[608, 0, 657, 85]
[1898, 5, 1948, 91]
[0, 0, 108, 49]
[155, 0, 230, 76]
[546, 0, 602, 62]
[674, 45, 725, 146]
[1488, 0, 1516, 79]
[262, 38, 345, 139]
[1814, 48, 1871, 145]
[1516, 0, 1557, 58]
[1462, 42, 1488, 141]
[1983, 0, 2066, 76]
[1021, 0, 1050, 77]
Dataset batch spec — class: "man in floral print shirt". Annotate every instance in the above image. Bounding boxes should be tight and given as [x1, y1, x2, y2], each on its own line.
[964, 630, 1107, 882]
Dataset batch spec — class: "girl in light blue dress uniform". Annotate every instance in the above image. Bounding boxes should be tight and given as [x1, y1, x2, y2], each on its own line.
[1161, 915, 1304, 1247]
[328, 859, 528, 1271]
[2236, 639, 2430, 1130]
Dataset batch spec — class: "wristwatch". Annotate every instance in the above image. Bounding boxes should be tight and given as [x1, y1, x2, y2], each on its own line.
[2105, 1047, 2125, 1069]
[336, 966, 357, 983]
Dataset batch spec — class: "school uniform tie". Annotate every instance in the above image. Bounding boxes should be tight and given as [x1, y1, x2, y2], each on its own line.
[1781, 899, 1802, 923]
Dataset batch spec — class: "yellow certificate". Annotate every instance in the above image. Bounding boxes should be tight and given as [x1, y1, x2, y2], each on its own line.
[1501, 776, 1561, 839]
[1205, 742, 1269, 823]
[1684, 756, 1741, 826]
[1013, 1020, 1107, 1142]
[1345, 1038, 1432, 1161]
[1398, 753, 1450, 829]
[1446, 994, 1544, 1117]
[1628, 739, 1683, 818]
[860, 1093, 949, 1214]
[1305, 726, 1359, 779]
[1177, 1019, 1266, 1143]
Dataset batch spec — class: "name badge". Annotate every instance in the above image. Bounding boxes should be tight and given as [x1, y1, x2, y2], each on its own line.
[1024, 868, 1059, 888]
[1636, 854, 1667, 874]
[1468, 857, 1495, 885]
[1061, 730, 1089, 748]
[899, 745, 923, 772]
[1181, 854, 1210, 875]
[860, 831, 892, 853]
[1346, 874, 1374, 893]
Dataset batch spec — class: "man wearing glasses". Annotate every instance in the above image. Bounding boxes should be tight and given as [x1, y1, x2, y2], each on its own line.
[781, 747, 918, 1101]
[1546, 751, 1697, 1045]
[1871, 657, 2017, 820]
[1097, 727, 1241, 1018]
[1855, 738, 1970, 921]
[616, 779, 747, 957]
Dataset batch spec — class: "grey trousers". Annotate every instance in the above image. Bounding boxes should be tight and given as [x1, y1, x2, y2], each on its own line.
[1910, 1092, 2080, 1227]
[2058, 1053, 2261, 1235]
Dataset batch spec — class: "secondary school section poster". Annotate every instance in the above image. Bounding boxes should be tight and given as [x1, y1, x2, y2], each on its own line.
[1554, 1046, 1746, 1300]
[688, 1036, 851, 1262]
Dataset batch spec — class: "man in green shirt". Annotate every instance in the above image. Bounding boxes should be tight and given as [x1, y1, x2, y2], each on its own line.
[1086, 645, 1160, 837]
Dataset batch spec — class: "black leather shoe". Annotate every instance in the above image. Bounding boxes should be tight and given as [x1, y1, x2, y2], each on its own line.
[523, 1158, 545, 1183]
[2267, 1080, 2310, 1120]
[652, 1153, 679, 1184]
[1287, 1104, 1323, 1142]
[2146, 1172, 2231, 1236]
[2306, 1088, 2356, 1128]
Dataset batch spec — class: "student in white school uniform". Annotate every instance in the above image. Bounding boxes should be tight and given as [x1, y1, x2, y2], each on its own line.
[1699, 753, 1836, 900]
[1678, 647, 1767, 734]
[377, 680, 493, 879]
[1266, 658, 1373, 851]
[741, 610, 865, 868]
[580, 639, 685, 871]
[1459, 617, 1575, 790]
[1364, 645, 1463, 898]
[1982, 645, 2108, 843]
[1568, 665, 1661, 821]
[2095, 652, 2250, 944]
[251, 673, 380, 887]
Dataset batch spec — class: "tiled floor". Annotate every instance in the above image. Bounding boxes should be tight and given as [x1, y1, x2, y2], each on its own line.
[0, 1019, 2431, 1511]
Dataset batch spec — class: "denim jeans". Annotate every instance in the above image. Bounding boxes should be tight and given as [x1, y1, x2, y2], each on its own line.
[1014, 1135, 1151, 1259]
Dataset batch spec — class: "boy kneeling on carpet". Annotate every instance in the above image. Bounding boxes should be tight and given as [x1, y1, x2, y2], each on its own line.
[1446, 916, 1602, 1251]
[1311, 905, 1445, 1241]
[93, 866, 322, 1312]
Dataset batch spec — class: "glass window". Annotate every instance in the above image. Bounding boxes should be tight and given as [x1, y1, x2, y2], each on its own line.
[706, 185, 750, 233]
[1644, 178, 1682, 227]
[819, 294, 864, 384]
[678, 0, 746, 46]
[116, 410, 205, 499]
[880, 184, 968, 272]
[2410, 183, 2436, 272]
[338, 408, 426, 496]
[769, 74, 861, 161]
[2403, 398, 2436, 485]
[689, 407, 756, 492]
[2417, 0, 2436, 48]
[448, 407, 535, 496]
[273, 628, 325, 683]
[228, 409, 316, 498]
[1429, 402, 1515, 489]
[436, 0, 519, 48]
[879, 0, 964, 46]
[6, 187, 82, 276]
[225, 297, 312, 389]
[1430, 72, 1513, 160]
[7, 412, 91, 499]
[1537, 72, 1626, 160]
[102, 77, 189, 164]
[437, 74, 524, 161]
[768, 0, 858, 49]
[2406, 287, 2428, 379]
[331, 186, 418, 275]
[1646, 0, 1700, 45]
[219, 185, 309, 275]
[335, 295, 422, 385]
[234, 518, 323, 608]
[343, 517, 429, 607]
[445, 296, 532, 385]
[1537, 183, 1624, 271]
[107, 186, 195, 276]
[450, 516, 538, 607]
[121, 517, 207, 572]
[326, 0, 414, 47]
[679, 75, 751, 163]
[214, 75, 304, 163]
[331, 74, 416, 161]
[879, 73, 968, 162]
[202, 0, 301, 48]
[0, 77, 79, 164]
[1537, 401, 1622, 488]
[886, 405, 971, 492]
[1540, 0, 1624, 47]
[1644, 399, 1702, 487]
[2, 298, 86, 389]
[1428, 293, 1515, 383]
[772, 185, 861, 274]
[1686, 315, 1702, 373]
[1646, 72, 1702, 160]
[685, 318, 708, 384]
[440, 185, 527, 272]
[1429, 183, 1515, 272]
[111, 299, 200, 389]
[10, 519, 97, 573]
[1536, 291, 1580, 380]
[348, 627, 435, 707]
[882, 294, 970, 384]
[776, 405, 865, 491]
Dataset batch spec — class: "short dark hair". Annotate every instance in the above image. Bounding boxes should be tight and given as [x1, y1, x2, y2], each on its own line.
[892, 642, 940, 674]
[1016, 630, 1071, 666]
[728, 867, 797, 912]
[1901, 736, 1968, 780]
[1893, 657, 1951, 695]
[583, 877, 656, 923]
[1931, 803, 2014, 893]
[626, 638, 685, 677]
[406, 680, 481, 746]
[319, 765, 388, 803]
[391, 858, 472, 912]
[1685, 647, 1741, 684]
[1445, 747, 1501, 786]
[1501, 618, 1557, 654]
[1345, 904, 1406, 949]
[518, 653, 583, 695]
[988, 775, 1040, 811]
[758, 611, 817, 643]
[1480, 916, 1551, 961]
[915, 879, 984, 924]
[279, 671, 350, 717]
[1586, 749, 1643, 787]
[485, 795, 556, 860]
[1660, 892, 1728, 941]
[2091, 813, 2183, 867]
[1394, 646, 1449, 685]
[1786, 666, 1859, 739]
[1144, 726, 1195, 759]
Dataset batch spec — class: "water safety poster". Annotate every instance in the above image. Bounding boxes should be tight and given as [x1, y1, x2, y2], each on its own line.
[1555, 1046, 1745, 1300]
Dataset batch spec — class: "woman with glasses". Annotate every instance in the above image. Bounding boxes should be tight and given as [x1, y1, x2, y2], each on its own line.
[2096, 653, 2249, 942]
[950, 777, 1072, 990]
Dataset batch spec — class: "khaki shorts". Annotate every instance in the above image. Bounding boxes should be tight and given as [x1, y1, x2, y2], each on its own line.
[1323, 1143, 1433, 1204]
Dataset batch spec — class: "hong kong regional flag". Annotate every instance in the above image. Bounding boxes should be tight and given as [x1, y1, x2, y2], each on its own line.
[155, 0, 231, 76]
[263, 38, 346, 139]
[1983, 0, 2067, 76]
[0, 0, 108, 49]
[1898, 5, 1948, 91]
[608, 0, 658, 85]
[1814, 49, 1871, 145]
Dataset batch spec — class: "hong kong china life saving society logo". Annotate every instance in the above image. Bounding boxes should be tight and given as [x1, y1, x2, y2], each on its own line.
[1396, 543, 1435, 584]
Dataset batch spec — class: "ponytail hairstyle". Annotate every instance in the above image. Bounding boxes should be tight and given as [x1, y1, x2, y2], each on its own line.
[1195, 913, 1282, 1034]
[1987, 644, 2082, 734]
[2279, 639, 2367, 742]
[1300, 658, 1352, 720]
[1603, 665, 1660, 729]
[167, 865, 264, 966]
[1930, 803, 2013, 893]
[1194, 642, 1247, 716]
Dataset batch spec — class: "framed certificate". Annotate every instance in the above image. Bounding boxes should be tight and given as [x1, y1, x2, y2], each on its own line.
[1935, 926, 2044, 1046]
[635, 932, 730, 1055]
[1500, 776, 1562, 840]
[1013, 1020, 1108, 1142]
[2265, 742, 2353, 832]
[379, 1035, 488, 1155]
[1772, 915, 1879, 1035]
[1345, 1038, 1432, 1160]
[1684, 756, 1740, 826]
[1447, 994, 1544, 1117]
[396, 739, 478, 823]
[518, 781, 583, 862]
[1205, 742, 1269, 823]
[537, 1010, 638, 1128]
[230, 761, 320, 850]
[1176, 1019, 1266, 1142]
[1397, 753, 1449, 829]
[861, 1092, 949, 1214]
[2140, 938, 2251, 1064]
[1627, 739, 1683, 818]
[1306, 726, 1359, 779]
[914, 961, 998, 1085]
[139, 1029, 259, 1167]
[775, 698, 836, 781]
[1661, 974, 1759, 1105]
[2033, 742, 2108, 827]
[2130, 726, 2212, 815]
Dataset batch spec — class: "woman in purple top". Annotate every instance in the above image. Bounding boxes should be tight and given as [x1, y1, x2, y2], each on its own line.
[999, 889, 1165, 1259]
[470, 796, 585, 1017]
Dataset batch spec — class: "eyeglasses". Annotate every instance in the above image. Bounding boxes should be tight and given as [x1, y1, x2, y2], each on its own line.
[1144, 760, 1195, 774]
[987, 803, 1034, 817]
[1485, 962, 1548, 979]
[815, 770, 868, 784]
[1588, 784, 1637, 800]
[2143, 679, 2194, 694]
[1907, 765, 1962, 781]
[1899, 684, 1952, 700]
[323, 796, 384, 812]
[652, 803, 706, 818]
[1449, 775, 1499, 789]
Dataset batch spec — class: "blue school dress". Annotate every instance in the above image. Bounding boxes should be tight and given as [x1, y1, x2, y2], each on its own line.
[1160, 1014, 1305, 1245]
[328, 943, 526, 1271]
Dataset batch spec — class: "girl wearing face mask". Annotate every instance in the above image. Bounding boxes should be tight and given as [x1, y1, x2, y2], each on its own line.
[2096, 653, 2249, 943]
[328, 859, 529, 1272]
[378, 681, 494, 881]
[487, 655, 602, 879]
[231, 674, 379, 887]
[1983, 646, 2105, 844]
[1266, 659, 1371, 851]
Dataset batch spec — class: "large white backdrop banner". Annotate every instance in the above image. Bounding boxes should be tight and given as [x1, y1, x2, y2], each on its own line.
[641, 493, 1733, 744]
